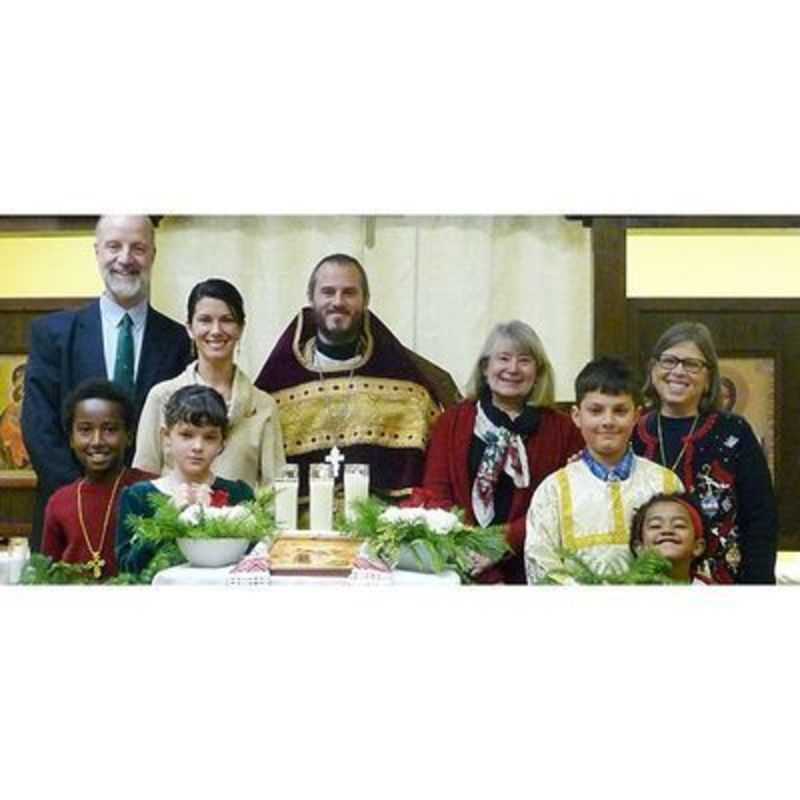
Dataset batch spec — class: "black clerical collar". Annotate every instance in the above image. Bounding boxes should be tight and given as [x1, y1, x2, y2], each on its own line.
[315, 337, 360, 361]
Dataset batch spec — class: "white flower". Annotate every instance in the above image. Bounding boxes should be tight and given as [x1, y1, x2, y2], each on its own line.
[379, 506, 459, 536]
[178, 503, 252, 527]
[216, 505, 251, 523]
[179, 504, 204, 525]
[423, 509, 459, 535]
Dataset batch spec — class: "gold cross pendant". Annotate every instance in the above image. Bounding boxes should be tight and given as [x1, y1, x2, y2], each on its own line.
[87, 554, 106, 579]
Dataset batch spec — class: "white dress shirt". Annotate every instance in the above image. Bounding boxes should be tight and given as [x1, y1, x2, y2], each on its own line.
[99, 293, 149, 381]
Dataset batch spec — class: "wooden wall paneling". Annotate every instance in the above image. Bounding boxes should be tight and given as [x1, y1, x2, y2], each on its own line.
[591, 217, 627, 359]
[0, 298, 93, 538]
[0, 216, 163, 232]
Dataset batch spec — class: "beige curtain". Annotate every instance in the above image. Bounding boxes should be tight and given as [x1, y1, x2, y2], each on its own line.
[153, 216, 592, 401]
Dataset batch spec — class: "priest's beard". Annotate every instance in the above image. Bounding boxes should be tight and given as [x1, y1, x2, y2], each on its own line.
[313, 306, 364, 346]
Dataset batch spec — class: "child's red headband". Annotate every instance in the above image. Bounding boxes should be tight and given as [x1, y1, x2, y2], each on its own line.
[670, 497, 704, 541]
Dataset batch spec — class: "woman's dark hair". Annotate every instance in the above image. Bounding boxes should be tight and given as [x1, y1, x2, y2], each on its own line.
[163, 385, 229, 438]
[187, 278, 246, 326]
[641, 321, 721, 414]
[62, 378, 134, 433]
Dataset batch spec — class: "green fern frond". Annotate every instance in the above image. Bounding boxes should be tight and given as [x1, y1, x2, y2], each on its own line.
[541, 547, 678, 585]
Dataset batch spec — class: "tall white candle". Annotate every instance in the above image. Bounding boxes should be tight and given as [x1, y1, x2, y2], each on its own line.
[309, 477, 334, 531]
[274, 482, 298, 530]
[344, 468, 370, 522]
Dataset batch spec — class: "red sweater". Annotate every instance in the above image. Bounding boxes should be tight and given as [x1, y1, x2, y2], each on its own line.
[42, 468, 155, 578]
[422, 401, 584, 583]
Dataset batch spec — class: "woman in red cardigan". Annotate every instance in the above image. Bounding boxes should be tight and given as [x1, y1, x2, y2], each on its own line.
[422, 320, 583, 583]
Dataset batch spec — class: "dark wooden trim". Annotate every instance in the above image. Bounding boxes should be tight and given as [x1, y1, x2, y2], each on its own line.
[0, 216, 99, 232]
[0, 522, 31, 537]
[628, 298, 800, 313]
[0, 297, 93, 312]
[0, 473, 37, 489]
[0, 215, 163, 232]
[572, 215, 800, 229]
[624, 216, 800, 228]
[591, 217, 627, 358]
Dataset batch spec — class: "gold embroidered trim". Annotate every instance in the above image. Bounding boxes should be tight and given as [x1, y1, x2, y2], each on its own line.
[663, 470, 679, 494]
[558, 470, 576, 547]
[272, 376, 439, 457]
[559, 471, 629, 552]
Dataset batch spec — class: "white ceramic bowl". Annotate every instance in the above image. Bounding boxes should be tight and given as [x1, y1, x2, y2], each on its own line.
[177, 538, 250, 568]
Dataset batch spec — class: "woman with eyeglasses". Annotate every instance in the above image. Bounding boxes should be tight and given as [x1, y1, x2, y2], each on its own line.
[631, 321, 777, 583]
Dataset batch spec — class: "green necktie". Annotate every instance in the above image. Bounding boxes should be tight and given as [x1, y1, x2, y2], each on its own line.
[113, 313, 135, 396]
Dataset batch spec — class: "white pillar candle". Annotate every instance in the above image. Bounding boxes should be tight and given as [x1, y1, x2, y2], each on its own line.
[6, 538, 29, 584]
[274, 482, 299, 531]
[344, 464, 370, 522]
[309, 479, 334, 531]
[309, 463, 335, 532]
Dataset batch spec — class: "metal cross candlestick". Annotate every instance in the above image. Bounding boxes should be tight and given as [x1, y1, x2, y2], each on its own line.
[324, 445, 346, 479]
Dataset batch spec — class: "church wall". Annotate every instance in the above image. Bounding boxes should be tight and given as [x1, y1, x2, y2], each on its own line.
[627, 228, 800, 297]
[5, 220, 799, 406]
[0, 232, 100, 297]
[0, 217, 593, 402]
[153, 215, 593, 402]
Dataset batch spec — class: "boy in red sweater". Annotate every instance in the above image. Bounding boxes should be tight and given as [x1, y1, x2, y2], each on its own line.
[41, 380, 154, 578]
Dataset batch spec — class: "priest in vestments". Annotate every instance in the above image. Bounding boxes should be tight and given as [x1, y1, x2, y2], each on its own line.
[255, 253, 459, 502]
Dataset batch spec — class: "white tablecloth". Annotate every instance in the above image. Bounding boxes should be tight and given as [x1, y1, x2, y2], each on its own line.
[775, 551, 800, 585]
[153, 564, 461, 587]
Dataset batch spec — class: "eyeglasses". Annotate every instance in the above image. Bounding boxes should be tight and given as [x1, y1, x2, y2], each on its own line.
[656, 354, 708, 375]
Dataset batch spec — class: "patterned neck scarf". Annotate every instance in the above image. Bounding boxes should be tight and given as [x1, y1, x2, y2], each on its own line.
[471, 400, 532, 527]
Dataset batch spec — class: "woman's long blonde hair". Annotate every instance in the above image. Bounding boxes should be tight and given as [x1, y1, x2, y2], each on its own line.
[465, 320, 555, 407]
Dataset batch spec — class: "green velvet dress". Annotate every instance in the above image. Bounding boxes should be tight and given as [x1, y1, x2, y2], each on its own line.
[115, 477, 254, 577]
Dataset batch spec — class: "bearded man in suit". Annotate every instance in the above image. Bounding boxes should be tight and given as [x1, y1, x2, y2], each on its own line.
[21, 215, 191, 550]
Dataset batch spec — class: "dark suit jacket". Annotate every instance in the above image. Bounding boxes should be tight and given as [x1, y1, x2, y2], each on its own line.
[21, 300, 191, 544]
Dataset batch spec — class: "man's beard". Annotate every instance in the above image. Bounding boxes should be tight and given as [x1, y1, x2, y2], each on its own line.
[103, 269, 149, 305]
[313, 306, 363, 345]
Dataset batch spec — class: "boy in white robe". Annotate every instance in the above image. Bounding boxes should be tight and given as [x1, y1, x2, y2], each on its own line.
[525, 357, 683, 584]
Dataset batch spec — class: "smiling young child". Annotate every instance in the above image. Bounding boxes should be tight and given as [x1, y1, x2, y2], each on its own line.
[115, 384, 254, 575]
[524, 357, 684, 584]
[41, 380, 155, 578]
[630, 493, 707, 583]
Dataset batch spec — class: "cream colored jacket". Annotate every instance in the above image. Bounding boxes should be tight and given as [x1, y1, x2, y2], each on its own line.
[524, 456, 683, 584]
[133, 362, 286, 489]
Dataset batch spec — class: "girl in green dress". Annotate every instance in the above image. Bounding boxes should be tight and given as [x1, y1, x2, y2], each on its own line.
[116, 384, 254, 576]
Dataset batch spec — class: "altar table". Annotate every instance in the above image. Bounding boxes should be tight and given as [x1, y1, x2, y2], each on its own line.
[153, 564, 461, 587]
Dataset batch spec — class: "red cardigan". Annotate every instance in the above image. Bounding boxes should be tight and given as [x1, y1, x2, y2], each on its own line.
[422, 401, 584, 583]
